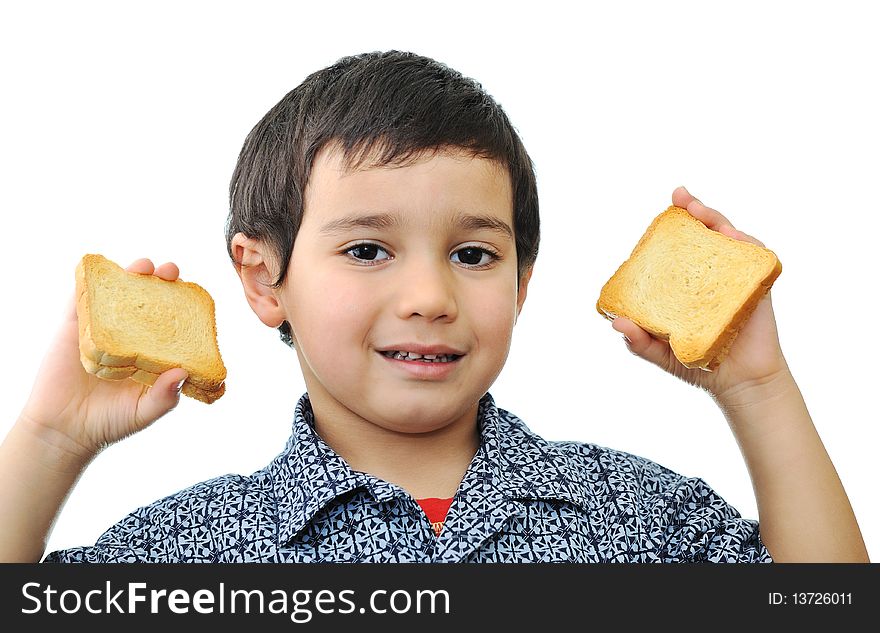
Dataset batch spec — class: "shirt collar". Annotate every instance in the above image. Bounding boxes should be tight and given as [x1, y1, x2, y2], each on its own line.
[270, 392, 591, 545]
[478, 394, 592, 510]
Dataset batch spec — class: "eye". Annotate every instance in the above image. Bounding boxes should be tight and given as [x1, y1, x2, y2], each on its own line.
[451, 246, 499, 269]
[343, 242, 391, 265]
[341, 242, 501, 269]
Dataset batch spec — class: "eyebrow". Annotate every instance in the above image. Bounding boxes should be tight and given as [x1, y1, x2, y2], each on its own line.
[318, 212, 514, 241]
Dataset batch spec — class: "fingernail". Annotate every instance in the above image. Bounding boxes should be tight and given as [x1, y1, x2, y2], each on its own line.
[622, 334, 632, 344]
[173, 378, 186, 393]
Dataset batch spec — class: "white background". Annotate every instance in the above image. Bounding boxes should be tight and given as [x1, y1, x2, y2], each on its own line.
[1, 0, 877, 561]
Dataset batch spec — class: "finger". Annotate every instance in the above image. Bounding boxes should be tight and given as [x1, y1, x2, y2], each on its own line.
[135, 368, 189, 428]
[671, 186, 737, 234]
[125, 258, 155, 275]
[611, 317, 672, 368]
[683, 196, 736, 233]
[153, 262, 180, 281]
[674, 188, 766, 247]
[717, 224, 766, 248]
[671, 185, 698, 209]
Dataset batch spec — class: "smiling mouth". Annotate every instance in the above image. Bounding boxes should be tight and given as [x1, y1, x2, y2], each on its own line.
[379, 350, 463, 363]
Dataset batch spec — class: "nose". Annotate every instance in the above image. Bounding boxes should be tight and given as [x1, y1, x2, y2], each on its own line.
[393, 255, 459, 322]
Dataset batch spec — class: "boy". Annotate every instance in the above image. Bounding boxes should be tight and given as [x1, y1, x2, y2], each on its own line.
[0, 51, 868, 563]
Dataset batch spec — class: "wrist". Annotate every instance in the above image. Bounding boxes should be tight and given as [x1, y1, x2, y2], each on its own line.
[14, 411, 99, 472]
[712, 367, 813, 468]
[712, 365, 799, 415]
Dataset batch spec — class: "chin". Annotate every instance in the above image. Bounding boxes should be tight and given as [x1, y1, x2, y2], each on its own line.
[374, 395, 466, 432]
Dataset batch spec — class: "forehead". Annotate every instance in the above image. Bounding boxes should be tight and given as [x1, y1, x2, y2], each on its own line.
[302, 143, 513, 230]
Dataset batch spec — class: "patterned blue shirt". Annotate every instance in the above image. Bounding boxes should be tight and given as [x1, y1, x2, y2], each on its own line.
[44, 392, 772, 563]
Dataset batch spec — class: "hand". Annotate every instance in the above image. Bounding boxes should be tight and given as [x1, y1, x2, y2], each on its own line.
[18, 258, 189, 461]
[611, 187, 790, 403]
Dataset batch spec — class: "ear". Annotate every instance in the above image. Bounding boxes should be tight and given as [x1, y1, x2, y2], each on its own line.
[515, 266, 533, 324]
[230, 232, 287, 329]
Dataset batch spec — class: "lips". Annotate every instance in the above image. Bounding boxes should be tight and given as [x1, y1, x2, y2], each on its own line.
[380, 350, 461, 362]
[378, 347, 463, 379]
[376, 343, 466, 357]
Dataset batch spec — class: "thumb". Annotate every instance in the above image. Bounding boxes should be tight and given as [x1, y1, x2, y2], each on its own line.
[135, 368, 189, 427]
[611, 318, 673, 369]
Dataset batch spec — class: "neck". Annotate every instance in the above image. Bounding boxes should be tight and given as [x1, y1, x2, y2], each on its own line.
[308, 394, 481, 500]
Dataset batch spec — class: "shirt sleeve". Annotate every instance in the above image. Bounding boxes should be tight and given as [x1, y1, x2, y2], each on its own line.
[657, 475, 773, 563]
[41, 493, 189, 563]
[42, 513, 159, 563]
[41, 473, 264, 563]
[42, 544, 143, 563]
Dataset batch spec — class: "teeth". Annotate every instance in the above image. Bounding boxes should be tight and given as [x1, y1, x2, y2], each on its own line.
[383, 350, 458, 363]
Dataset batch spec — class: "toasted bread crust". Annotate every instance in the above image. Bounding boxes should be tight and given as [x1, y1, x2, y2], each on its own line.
[596, 206, 782, 371]
[78, 353, 226, 403]
[75, 254, 227, 403]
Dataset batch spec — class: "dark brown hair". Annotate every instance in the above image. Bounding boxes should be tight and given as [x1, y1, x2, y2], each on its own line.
[225, 50, 540, 346]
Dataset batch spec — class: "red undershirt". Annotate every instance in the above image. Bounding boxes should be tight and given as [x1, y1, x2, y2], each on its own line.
[416, 497, 454, 537]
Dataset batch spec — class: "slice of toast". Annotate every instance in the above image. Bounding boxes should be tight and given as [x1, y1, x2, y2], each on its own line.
[596, 205, 782, 371]
[75, 254, 227, 403]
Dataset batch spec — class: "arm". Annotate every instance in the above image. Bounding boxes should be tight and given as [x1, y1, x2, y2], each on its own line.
[0, 416, 94, 562]
[714, 369, 869, 562]
[612, 187, 869, 562]
[0, 258, 187, 562]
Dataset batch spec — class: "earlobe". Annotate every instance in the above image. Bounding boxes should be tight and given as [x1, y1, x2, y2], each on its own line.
[231, 232, 287, 329]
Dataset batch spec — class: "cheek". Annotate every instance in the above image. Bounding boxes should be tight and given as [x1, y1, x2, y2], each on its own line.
[289, 272, 374, 349]
[467, 284, 518, 346]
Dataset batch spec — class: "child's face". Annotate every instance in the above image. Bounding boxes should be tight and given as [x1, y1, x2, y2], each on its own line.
[279, 144, 530, 434]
